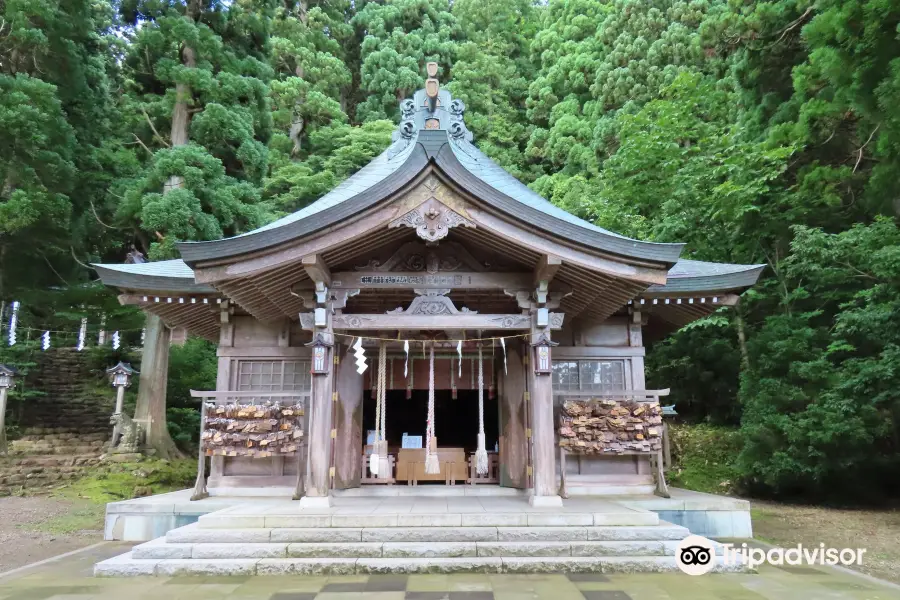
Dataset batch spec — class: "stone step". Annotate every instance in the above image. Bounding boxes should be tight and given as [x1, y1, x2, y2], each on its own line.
[133, 539, 686, 560]
[196, 510, 659, 529]
[565, 484, 657, 496]
[166, 522, 690, 544]
[95, 553, 747, 577]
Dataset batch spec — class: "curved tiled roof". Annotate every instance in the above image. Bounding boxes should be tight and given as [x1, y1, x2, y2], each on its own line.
[97, 83, 763, 301]
[645, 259, 765, 294]
[92, 260, 215, 293]
[177, 87, 684, 265]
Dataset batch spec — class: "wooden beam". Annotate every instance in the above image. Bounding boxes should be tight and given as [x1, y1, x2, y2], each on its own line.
[329, 271, 531, 290]
[307, 313, 565, 331]
[302, 254, 331, 287]
[534, 254, 562, 286]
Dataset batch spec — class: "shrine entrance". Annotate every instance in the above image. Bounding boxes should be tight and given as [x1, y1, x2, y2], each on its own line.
[358, 347, 502, 486]
[362, 389, 500, 485]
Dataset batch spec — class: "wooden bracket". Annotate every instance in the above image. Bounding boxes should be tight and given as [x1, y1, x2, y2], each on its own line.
[302, 254, 331, 287]
[534, 254, 562, 287]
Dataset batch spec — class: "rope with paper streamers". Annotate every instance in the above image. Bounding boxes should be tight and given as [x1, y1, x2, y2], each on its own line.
[370, 341, 388, 476]
[424, 342, 440, 474]
[475, 343, 488, 475]
[332, 331, 530, 344]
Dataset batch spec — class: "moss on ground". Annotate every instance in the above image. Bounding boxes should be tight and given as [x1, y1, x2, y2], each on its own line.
[666, 423, 742, 494]
[11, 457, 195, 537]
[53, 457, 197, 504]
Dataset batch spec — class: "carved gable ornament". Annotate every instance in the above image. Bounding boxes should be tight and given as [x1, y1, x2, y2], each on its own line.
[389, 177, 475, 243]
[387, 289, 475, 316]
[389, 196, 475, 243]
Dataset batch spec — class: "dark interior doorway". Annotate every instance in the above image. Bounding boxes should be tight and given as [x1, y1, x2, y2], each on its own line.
[362, 389, 499, 452]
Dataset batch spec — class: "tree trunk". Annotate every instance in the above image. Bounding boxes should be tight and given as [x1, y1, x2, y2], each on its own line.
[138, 2, 201, 458]
[734, 306, 751, 373]
[164, 44, 197, 192]
[134, 313, 182, 459]
[289, 4, 308, 157]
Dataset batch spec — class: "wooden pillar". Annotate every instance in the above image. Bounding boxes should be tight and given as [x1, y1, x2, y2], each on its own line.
[333, 343, 364, 489]
[303, 281, 334, 506]
[208, 306, 235, 486]
[528, 318, 562, 506]
[629, 310, 646, 389]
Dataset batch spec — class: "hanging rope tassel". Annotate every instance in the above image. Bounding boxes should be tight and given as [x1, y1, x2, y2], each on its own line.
[475, 343, 488, 476]
[370, 341, 388, 476]
[424, 342, 440, 474]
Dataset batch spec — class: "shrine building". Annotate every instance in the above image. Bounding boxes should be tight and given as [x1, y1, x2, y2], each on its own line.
[93, 67, 763, 511]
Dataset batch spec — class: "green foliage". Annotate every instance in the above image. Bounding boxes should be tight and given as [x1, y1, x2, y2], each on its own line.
[667, 423, 742, 494]
[164, 337, 217, 449]
[265, 120, 394, 212]
[647, 320, 743, 425]
[352, 0, 462, 121]
[738, 219, 900, 501]
[3, 0, 900, 505]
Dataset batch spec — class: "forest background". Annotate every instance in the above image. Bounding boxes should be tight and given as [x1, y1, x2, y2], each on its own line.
[1, 0, 899, 503]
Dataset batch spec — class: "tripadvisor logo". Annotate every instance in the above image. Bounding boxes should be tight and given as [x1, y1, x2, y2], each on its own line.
[676, 535, 717, 576]
[676, 534, 869, 575]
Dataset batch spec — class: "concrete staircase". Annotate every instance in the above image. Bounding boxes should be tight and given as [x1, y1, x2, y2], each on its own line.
[95, 501, 743, 576]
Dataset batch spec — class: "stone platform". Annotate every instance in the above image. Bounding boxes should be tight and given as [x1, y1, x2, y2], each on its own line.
[104, 487, 750, 542]
[96, 490, 752, 577]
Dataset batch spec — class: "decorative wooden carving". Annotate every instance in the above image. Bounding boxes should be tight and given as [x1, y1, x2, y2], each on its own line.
[387, 289, 476, 316]
[489, 315, 531, 328]
[299, 313, 315, 329]
[550, 313, 566, 329]
[331, 288, 360, 311]
[389, 196, 475, 243]
[355, 242, 487, 274]
[332, 314, 376, 329]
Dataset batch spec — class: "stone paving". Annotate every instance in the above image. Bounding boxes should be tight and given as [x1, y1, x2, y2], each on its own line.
[1, 542, 899, 599]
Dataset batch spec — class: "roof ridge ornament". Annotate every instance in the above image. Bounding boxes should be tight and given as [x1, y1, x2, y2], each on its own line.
[425, 62, 439, 112]
[390, 62, 473, 151]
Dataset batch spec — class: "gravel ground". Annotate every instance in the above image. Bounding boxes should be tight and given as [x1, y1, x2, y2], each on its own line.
[0, 496, 103, 573]
[752, 500, 900, 585]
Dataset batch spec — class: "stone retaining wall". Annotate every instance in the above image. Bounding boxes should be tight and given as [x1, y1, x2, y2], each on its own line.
[1, 349, 118, 494]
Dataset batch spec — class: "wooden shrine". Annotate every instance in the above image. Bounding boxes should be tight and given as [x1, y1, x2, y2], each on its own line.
[94, 63, 763, 506]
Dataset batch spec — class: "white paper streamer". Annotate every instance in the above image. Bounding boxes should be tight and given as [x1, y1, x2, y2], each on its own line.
[7, 301, 19, 346]
[98, 314, 107, 345]
[457, 340, 463, 377]
[352, 337, 368, 374]
[76, 317, 87, 351]
[41, 331, 50, 350]
[404, 340, 410, 377]
[112, 331, 120, 350]
[500, 337, 507, 374]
